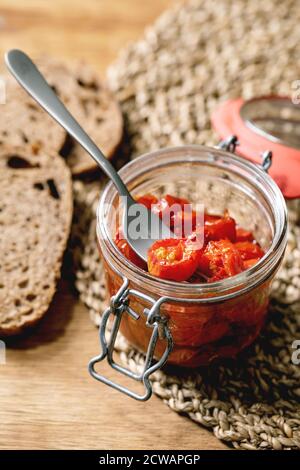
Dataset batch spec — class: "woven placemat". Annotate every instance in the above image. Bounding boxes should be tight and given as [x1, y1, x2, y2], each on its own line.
[71, 0, 300, 449]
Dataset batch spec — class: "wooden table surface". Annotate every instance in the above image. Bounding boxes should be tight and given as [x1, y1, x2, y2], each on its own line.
[0, 0, 226, 450]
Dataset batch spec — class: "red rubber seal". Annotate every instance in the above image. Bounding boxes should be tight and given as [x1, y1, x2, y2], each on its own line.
[211, 96, 300, 199]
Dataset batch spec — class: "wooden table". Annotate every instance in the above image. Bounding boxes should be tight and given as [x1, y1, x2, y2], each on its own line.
[0, 0, 226, 450]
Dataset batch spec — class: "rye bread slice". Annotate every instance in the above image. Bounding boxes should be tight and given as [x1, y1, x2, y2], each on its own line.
[0, 77, 66, 155]
[0, 146, 73, 335]
[37, 58, 123, 175]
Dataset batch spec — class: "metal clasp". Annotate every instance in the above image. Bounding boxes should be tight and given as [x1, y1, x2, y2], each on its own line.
[217, 135, 273, 172]
[261, 150, 272, 173]
[217, 135, 239, 153]
[88, 278, 173, 401]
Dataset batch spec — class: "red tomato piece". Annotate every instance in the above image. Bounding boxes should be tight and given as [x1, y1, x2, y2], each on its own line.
[147, 238, 200, 281]
[150, 197, 171, 221]
[234, 241, 264, 261]
[204, 211, 236, 242]
[243, 258, 261, 270]
[173, 208, 197, 237]
[114, 227, 147, 270]
[164, 194, 190, 208]
[136, 194, 158, 210]
[203, 213, 223, 223]
[115, 193, 262, 285]
[198, 239, 244, 282]
[151, 194, 195, 235]
[236, 227, 254, 242]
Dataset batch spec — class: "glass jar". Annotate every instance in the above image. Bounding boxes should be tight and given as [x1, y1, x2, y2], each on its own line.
[96, 145, 287, 370]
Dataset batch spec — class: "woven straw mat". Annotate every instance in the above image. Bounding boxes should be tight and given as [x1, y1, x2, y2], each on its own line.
[71, 0, 300, 450]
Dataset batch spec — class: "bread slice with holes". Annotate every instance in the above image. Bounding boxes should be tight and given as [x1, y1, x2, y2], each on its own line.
[0, 77, 67, 155]
[3, 58, 123, 175]
[36, 58, 123, 175]
[0, 146, 73, 335]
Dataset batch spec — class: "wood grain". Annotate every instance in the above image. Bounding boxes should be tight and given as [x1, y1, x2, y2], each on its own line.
[0, 278, 226, 450]
[0, 0, 176, 74]
[0, 0, 227, 450]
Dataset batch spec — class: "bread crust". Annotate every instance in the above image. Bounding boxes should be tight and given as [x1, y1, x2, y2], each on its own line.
[37, 58, 124, 175]
[0, 146, 73, 335]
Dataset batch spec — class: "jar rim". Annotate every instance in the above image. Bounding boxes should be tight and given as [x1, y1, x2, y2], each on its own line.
[97, 145, 287, 300]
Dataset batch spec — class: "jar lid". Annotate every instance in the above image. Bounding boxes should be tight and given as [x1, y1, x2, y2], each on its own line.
[211, 96, 300, 199]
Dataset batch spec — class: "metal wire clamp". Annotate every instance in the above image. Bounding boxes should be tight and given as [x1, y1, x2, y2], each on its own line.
[217, 135, 273, 172]
[88, 278, 173, 401]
